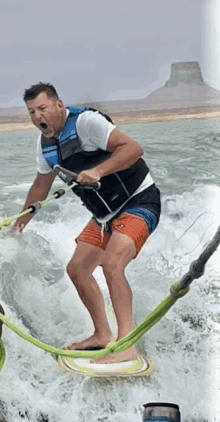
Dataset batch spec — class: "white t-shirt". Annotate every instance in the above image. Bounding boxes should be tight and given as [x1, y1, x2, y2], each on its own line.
[36, 109, 154, 222]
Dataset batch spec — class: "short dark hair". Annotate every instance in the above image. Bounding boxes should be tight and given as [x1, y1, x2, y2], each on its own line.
[23, 82, 59, 103]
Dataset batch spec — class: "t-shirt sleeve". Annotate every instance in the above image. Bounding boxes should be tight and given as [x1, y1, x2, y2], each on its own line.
[76, 110, 116, 151]
[36, 134, 52, 174]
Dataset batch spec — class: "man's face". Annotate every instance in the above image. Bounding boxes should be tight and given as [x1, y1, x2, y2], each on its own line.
[26, 92, 66, 138]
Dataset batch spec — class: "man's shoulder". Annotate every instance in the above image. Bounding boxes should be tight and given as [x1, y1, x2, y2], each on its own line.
[75, 109, 99, 129]
[76, 109, 114, 129]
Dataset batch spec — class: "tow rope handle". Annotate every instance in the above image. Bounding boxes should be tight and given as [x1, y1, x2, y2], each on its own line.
[0, 166, 101, 229]
[53, 165, 101, 190]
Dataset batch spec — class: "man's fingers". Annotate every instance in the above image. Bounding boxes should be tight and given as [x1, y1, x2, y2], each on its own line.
[4, 223, 24, 237]
[18, 223, 25, 232]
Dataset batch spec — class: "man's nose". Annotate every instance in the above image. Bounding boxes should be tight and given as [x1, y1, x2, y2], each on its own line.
[34, 110, 43, 120]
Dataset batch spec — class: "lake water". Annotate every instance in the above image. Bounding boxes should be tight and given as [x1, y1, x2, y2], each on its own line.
[0, 119, 220, 422]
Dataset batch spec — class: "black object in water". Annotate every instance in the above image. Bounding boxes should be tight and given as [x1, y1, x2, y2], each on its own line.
[143, 402, 181, 421]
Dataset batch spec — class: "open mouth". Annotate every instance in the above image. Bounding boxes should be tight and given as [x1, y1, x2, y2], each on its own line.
[40, 123, 48, 130]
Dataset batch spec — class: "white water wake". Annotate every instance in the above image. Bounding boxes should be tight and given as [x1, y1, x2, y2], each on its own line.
[0, 185, 220, 422]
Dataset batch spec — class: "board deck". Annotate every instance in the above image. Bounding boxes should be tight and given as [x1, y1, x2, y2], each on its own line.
[58, 354, 154, 378]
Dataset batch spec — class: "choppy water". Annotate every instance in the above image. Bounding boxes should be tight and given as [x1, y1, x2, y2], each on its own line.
[0, 119, 220, 422]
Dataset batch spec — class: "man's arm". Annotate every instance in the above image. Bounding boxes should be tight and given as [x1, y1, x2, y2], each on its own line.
[77, 128, 143, 184]
[14, 172, 56, 232]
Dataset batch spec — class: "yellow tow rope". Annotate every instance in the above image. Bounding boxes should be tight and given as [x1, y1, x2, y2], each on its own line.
[0, 283, 189, 371]
[0, 175, 219, 372]
[0, 181, 77, 230]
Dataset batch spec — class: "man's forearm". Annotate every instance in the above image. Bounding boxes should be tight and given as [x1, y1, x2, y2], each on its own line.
[13, 172, 55, 230]
[14, 184, 49, 227]
[95, 143, 143, 179]
[21, 183, 49, 212]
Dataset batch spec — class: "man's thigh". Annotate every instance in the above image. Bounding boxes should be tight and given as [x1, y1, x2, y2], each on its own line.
[68, 241, 104, 273]
[103, 230, 136, 270]
[111, 213, 149, 258]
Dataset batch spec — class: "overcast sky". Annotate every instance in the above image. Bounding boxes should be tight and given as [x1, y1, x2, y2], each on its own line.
[0, 0, 216, 108]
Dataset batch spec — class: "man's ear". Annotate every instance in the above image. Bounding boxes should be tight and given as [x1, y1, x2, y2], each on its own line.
[57, 99, 64, 109]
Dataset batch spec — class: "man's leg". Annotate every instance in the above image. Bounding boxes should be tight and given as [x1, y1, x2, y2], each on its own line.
[67, 241, 113, 350]
[103, 231, 136, 338]
[93, 214, 150, 364]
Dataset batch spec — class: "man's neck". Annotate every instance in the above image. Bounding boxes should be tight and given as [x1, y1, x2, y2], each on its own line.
[56, 108, 69, 138]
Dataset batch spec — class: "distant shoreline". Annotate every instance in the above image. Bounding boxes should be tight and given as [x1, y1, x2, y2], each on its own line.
[0, 105, 220, 132]
[0, 122, 35, 132]
[112, 106, 220, 125]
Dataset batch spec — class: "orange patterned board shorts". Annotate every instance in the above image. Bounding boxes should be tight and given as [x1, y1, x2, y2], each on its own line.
[76, 185, 161, 256]
[76, 214, 149, 256]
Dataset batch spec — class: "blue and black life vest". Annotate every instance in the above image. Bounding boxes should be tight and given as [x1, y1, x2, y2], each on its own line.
[41, 106, 149, 219]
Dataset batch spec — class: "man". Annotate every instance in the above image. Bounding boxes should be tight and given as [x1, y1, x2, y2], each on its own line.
[14, 82, 161, 364]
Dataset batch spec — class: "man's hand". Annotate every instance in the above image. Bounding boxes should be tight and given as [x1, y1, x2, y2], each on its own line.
[5, 172, 55, 237]
[5, 214, 32, 237]
[13, 214, 33, 232]
[77, 168, 101, 184]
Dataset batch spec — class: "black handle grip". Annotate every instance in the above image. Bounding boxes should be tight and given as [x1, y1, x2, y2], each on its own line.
[53, 165, 100, 190]
[28, 202, 42, 214]
[53, 165, 77, 185]
[79, 181, 101, 190]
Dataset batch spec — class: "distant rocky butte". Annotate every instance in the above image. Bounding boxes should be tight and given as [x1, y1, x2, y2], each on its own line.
[165, 61, 205, 87]
[82, 61, 220, 113]
[1, 61, 220, 118]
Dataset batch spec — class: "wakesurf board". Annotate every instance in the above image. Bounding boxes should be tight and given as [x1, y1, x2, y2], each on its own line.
[57, 354, 153, 378]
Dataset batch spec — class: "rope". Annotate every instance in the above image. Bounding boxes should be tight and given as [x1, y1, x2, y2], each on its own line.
[0, 283, 188, 370]
[0, 173, 219, 371]
[0, 163, 100, 230]
[176, 225, 220, 291]
[0, 225, 220, 371]
[0, 339, 5, 371]
[0, 182, 77, 230]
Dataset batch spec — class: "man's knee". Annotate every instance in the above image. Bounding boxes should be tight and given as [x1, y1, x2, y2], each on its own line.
[66, 259, 84, 284]
[67, 242, 103, 282]
[66, 260, 76, 281]
[66, 250, 101, 284]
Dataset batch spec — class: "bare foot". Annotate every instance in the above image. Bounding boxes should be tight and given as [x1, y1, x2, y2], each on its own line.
[68, 332, 113, 351]
[90, 346, 138, 364]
